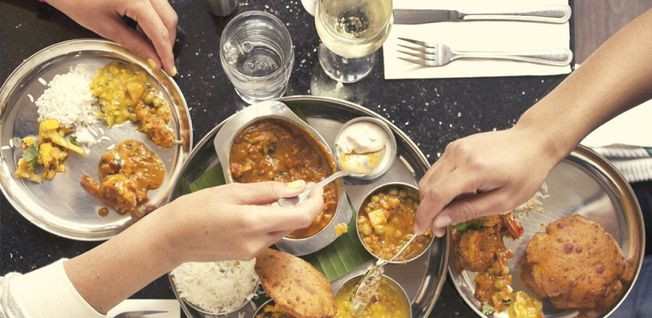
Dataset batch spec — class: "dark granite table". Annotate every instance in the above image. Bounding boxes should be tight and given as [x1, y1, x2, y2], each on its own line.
[0, 0, 576, 317]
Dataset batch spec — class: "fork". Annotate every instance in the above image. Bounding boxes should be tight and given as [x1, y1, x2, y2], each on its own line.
[397, 37, 572, 67]
[113, 310, 167, 318]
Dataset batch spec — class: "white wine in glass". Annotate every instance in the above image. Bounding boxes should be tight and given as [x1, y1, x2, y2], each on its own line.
[315, 0, 393, 83]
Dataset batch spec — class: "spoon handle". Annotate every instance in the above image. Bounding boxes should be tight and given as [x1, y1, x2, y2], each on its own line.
[278, 171, 346, 207]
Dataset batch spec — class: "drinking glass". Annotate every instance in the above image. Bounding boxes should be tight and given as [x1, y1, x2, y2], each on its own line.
[220, 11, 294, 104]
[315, 0, 393, 83]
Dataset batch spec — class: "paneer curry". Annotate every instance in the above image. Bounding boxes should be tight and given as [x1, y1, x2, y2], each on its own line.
[229, 119, 338, 239]
[357, 185, 433, 261]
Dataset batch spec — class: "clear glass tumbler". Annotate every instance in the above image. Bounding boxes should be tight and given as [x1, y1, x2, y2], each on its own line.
[220, 11, 294, 104]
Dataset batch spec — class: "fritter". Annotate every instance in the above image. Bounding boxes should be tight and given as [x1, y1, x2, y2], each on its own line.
[520, 215, 632, 310]
[255, 249, 336, 318]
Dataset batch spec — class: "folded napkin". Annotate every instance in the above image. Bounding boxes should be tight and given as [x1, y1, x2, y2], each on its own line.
[582, 99, 652, 183]
[383, 0, 572, 79]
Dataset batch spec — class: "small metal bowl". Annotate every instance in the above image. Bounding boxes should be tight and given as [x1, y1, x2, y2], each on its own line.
[333, 116, 397, 180]
[334, 274, 412, 317]
[213, 100, 351, 256]
[356, 182, 435, 264]
[168, 270, 258, 316]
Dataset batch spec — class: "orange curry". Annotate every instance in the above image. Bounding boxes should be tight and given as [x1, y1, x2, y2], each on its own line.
[229, 119, 338, 238]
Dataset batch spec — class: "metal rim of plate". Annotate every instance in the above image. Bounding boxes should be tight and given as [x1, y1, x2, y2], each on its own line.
[448, 145, 645, 318]
[167, 95, 449, 318]
[0, 39, 192, 240]
[213, 100, 350, 256]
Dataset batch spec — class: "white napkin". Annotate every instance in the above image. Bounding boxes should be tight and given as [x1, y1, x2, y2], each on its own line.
[383, 0, 572, 79]
[106, 299, 181, 318]
[581, 99, 652, 148]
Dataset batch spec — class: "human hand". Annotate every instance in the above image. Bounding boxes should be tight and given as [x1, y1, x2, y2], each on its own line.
[415, 126, 561, 237]
[157, 181, 324, 263]
[47, 0, 178, 75]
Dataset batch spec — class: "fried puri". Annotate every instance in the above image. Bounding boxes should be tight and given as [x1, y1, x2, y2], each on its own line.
[255, 249, 336, 318]
[520, 215, 632, 310]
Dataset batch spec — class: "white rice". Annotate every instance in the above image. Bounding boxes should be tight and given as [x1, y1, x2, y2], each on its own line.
[35, 64, 101, 146]
[171, 259, 258, 314]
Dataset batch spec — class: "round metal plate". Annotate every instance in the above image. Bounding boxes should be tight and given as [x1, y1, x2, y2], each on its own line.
[0, 39, 192, 241]
[448, 146, 645, 318]
[168, 95, 449, 318]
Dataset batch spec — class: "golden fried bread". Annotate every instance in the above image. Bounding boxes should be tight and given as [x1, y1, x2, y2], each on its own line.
[521, 215, 631, 310]
[255, 249, 336, 318]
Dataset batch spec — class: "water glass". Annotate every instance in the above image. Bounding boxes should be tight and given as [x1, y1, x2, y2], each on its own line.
[220, 11, 294, 104]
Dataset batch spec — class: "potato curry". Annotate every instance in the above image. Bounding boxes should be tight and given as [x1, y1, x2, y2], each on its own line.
[357, 186, 433, 261]
[16, 119, 84, 183]
[229, 119, 338, 239]
[91, 62, 175, 148]
[80, 139, 164, 218]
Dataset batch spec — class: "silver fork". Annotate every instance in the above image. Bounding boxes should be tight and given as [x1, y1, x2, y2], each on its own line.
[397, 37, 572, 67]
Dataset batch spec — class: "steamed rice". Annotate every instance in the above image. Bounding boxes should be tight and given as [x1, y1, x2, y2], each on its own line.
[171, 259, 259, 314]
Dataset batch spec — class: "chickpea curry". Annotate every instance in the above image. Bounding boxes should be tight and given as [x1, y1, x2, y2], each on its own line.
[357, 185, 433, 261]
[453, 215, 543, 317]
[80, 139, 164, 219]
[335, 276, 410, 318]
[91, 61, 175, 148]
[229, 119, 338, 239]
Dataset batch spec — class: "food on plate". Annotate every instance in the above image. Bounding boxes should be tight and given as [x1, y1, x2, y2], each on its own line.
[16, 120, 84, 183]
[255, 301, 295, 318]
[171, 259, 258, 314]
[35, 64, 104, 146]
[80, 140, 164, 218]
[520, 215, 633, 311]
[229, 119, 338, 238]
[335, 223, 348, 236]
[507, 291, 544, 318]
[255, 249, 336, 318]
[452, 214, 542, 316]
[91, 61, 175, 147]
[336, 121, 389, 175]
[334, 275, 410, 318]
[357, 185, 433, 261]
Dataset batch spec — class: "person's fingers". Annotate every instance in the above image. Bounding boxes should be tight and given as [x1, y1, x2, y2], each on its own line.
[430, 188, 513, 236]
[149, 0, 178, 47]
[91, 15, 162, 68]
[123, 0, 176, 75]
[252, 186, 324, 232]
[418, 147, 455, 200]
[415, 167, 485, 234]
[222, 180, 307, 205]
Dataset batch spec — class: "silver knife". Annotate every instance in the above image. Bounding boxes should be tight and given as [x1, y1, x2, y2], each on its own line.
[393, 5, 571, 25]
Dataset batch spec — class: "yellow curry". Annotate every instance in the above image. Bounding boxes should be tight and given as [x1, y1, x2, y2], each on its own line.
[91, 62, 175, 148]
[335, 276, 410, 318]
[255, 302, 294, 318]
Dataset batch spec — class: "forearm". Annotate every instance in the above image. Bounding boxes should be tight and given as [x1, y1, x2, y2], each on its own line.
[63, 210, 179, 313]
[516, 9, 652, 160]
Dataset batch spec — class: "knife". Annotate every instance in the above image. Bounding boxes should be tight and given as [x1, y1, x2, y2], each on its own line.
[393, 5, 571, 25]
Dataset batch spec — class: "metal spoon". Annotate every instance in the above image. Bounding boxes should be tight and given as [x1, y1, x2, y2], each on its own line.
[277, 171, 347, 207]
[351, 235, 418, 314]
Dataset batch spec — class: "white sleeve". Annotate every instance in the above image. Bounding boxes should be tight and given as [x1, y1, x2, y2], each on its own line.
[0, 259, 104, 318]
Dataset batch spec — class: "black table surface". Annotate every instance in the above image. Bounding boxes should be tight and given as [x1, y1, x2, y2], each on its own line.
[0, 0, 575, 317]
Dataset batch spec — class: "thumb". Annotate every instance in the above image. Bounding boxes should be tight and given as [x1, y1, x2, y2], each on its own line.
[97, 16, 162, 70]
[430, 189, 511, 236]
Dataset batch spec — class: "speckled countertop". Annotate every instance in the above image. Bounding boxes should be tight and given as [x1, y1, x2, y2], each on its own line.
[0, 0, 574, 316]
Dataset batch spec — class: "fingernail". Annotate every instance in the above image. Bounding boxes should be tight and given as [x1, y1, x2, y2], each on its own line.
[287, 180, 305, 189]
[434, 214, 452, 228]
[146, 58, 157, 70]
[171, 66, 178, 76]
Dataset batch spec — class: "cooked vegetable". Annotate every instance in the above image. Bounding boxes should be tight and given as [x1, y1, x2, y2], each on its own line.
[482, 302, 496, 315]
[507, 291, 543, 318]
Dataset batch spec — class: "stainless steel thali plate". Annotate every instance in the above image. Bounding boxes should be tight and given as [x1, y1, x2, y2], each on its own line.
[0, 39, 192, 240]
[168, 95, 449, 318]
[449, 146, 645, 318]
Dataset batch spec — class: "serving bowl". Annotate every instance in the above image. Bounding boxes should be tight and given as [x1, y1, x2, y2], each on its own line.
[356, 182, 435, 264]
[334, 273, 412, 317]
[213, 100, 351, 256]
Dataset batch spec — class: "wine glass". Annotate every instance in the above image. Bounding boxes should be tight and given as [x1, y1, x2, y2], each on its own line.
[315, 0, 393, 83]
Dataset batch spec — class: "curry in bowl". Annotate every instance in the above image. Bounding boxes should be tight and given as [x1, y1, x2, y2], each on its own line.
[335, 275, 410, 318]
[357, 184, 433, 262]
[229, 118, 338, 239]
